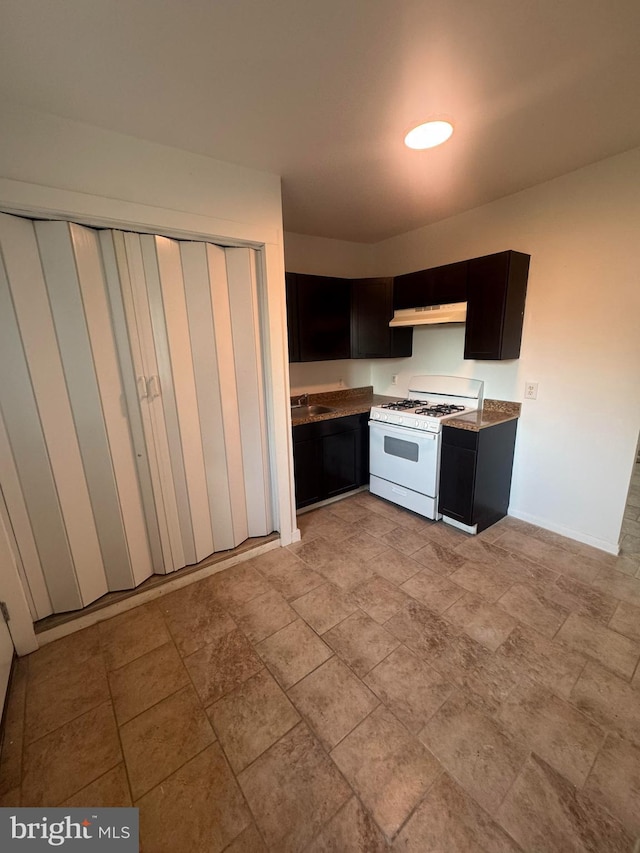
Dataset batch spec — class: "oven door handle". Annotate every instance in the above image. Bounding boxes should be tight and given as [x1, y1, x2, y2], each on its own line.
[369, 420, 438, 441]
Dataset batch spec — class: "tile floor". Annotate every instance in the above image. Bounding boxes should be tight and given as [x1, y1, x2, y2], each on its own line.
[2, 488, 640, 852]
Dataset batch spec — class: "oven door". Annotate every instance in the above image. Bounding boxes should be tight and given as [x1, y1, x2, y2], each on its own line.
[369, 420, 440, 498]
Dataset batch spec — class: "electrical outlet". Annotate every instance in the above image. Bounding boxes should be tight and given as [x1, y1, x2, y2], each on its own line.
[524, 382, 538, 400]
[392, 374, 398, 385]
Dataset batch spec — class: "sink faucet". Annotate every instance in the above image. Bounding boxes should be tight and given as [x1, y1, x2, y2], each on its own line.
[292, 393, 309, 407]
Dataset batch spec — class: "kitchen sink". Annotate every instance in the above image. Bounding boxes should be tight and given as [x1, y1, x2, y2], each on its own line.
[291, 404, 335, 419]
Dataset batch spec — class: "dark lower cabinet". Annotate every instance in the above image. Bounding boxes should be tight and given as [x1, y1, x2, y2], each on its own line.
[293, 413, 369, 509]
[439, 420, 518, 532]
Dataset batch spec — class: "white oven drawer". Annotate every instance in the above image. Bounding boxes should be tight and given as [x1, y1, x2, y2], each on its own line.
[369, 475, 438, 519]
[369, 420, 440, 499]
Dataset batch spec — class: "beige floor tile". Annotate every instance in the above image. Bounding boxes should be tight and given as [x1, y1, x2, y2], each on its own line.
[296, 507, 356, 542]
[498, 677, 604, 788]
[62, 764, 132, 807]
[137, 743, 251, 853]
[22, 702, 121, 806]
[455, 538, 559, 589]
[288, 656, 379, 749]
[233, 587, 297, 643]
[555, 611, 640, 678]
[158, 580, 236, 656]
[443, 592, 517, 651]
[356, 512, 399, 539]
[257, 548, 325, 600]
[120, 684, 214, 799]
[109, 641, 189, 725]
[498, 582, 569, 638]
[370, 547, 422, 585]
[239, 722, 351, 852]
[411, 540, 467, 576]
[425, 631, 492, 692]
[256, 619, 332, 688]
[380, 526, 430, 556]
[324, 610, 399, 677]
[400, 569, 465, 614]
[393, 773, 520, 852]
[98, 602, 170, 671]
[184, 628, 263, 705]
[307, 796, 389, 853]
[331, 705, 440, 839]
[419, 691, 528, 814]
[496, 754, 633, 853]
[326, 497, 370, 524]
[609, 600, 640, 641]
[364, 645, 454, 734]
[0, 659, 27, 796]
[420, 520, 466, 547]
[385, 600, 456, 660]
[25, 654, 110, 744]
[448, 560, 513, 602]
[352, 575, 410, 624]
[316, 553, 377, 592]
[493, 623, 586, 700]
[0, 787, 21, 807]
[494, 528, 603, 584]
[222, 823, 267, 852]
[207, 562, 273, 611]
[543, 574, 618, 624]
[583, 733, 640, 837]
[340, 529, 390, 561]
[292, 537, 375, 590]
[27, 625, 100, 682]
[570, 661, 640, 744]
[207, 668, 300, 773]
[291, 583, 358, 634]
[591, 566, 640, 607]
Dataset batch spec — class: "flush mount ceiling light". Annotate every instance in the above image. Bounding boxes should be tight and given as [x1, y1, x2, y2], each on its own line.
[404, 120, 454, 150]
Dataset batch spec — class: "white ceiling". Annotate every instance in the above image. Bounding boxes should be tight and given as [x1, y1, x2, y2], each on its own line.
[1, 0, 639, 243]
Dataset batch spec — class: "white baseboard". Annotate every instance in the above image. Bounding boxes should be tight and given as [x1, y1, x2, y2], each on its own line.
[508, 508, 619, 555]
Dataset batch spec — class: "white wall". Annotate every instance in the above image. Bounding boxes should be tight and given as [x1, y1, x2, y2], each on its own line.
[284, 231, 376, 278]
[284, 230, 377, 393]
[369, 149, 640, 552]
[0, 101, 299, 595]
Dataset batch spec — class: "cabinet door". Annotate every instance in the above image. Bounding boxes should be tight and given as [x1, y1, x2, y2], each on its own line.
[439, 428, 478, 524]
[296, 274, 351, 361]
[351, 277, 392, 358]
[393, 261, 468, 309]
[464, 251, 529, 360]
[430, 260, 468, 304]
[293, 437, 323, 508]
[285, 273, 300, 363]
[322, 428, 362, 498]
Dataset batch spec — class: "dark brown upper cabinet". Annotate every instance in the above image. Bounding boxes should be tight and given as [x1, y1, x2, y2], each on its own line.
[393, 260, 468, 310]
[350, 277, 412, 359]
[464, 251, 530, 360]
[287, 272, 411, 362]
[288, 272, 351, 362]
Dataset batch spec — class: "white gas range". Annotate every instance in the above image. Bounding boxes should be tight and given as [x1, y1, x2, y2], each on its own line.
[369, 375, 484, 520]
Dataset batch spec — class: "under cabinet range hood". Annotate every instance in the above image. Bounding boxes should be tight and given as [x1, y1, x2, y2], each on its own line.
[389, 302, 467, 327]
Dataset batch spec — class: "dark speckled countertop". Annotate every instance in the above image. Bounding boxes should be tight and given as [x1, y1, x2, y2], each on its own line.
[290, 386, 520, 431]
[290, 386, 396, 425]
